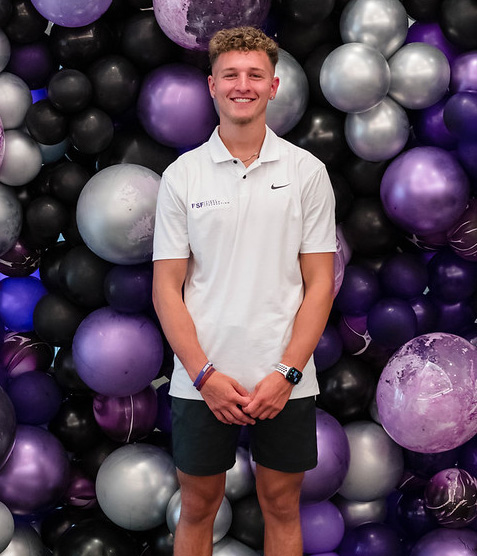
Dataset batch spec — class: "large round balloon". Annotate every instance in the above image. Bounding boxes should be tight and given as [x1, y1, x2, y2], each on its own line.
[47, 69, 93, 114]
[0, 183, 23, 257]
[153, 0, 271, 51]
[444, 92, 477, 141]
[300, 500, 345, 554]
[2, 522, 48, 556]
[96, 443, 179, 531]
[340, 0, 408, 59]
[228, 493, 264, 549]
[410, 527, 477, 556]
[427, 248, 477, 303]
[332, 494, 387, 530]
[137, 63, 218, 149]
[76, 163, 161, 265]
[439, 0, 477, 51]
[367, 297, 418, 349]
[450, 51, 477, 94]
[0, 72, 32, 130]
[224, 447, 255, 502]
[0, 276, 47, 332]
[0, 28, 10, 73]
[320, 42, 390, 114]
[379, 252, 428, 300]
[377, 333, 477, 452]
[338, 522, 404, 556]
[31, 0, 113, 27]
[0, 424, 70, 516]
[72, 307, 164, 397]
[0, 501, 14, 552]
[0, 386, 15, 470]
[447, 198, 477, 261]
[0, 129, 42, 186]
[380, 146, 470, 235]
[406, 21, 462, 65]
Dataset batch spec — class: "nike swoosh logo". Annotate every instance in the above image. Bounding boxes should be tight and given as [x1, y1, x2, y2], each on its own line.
[271, 183, 290, 190]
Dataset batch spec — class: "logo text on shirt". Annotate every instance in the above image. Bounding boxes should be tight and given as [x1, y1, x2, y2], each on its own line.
[191, 199, 230, 209]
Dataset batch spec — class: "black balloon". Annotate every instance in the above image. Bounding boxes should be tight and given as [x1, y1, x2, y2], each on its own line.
[96, 128, 177, 176]
[33, 292, 88, 347]
[24, 195, 69, 248]
[402, 0, 441, 21]
[48, 69, 93, 114]
[138, 523, 174, 556]
[58, 245, 112, 308]
[52, 347, 91, 394]
[25, 99, 69, 145]
[3, 0, 48, 43]
[230, 494, 265, 550]
[87, 54, 140, 115]
[74, 436, 122, 480]
[328, 169, 354, 223]
[275, 0, 335, 24]
[120, 10, 179, 71]
[342, 155, 389, 197]
[61, 206, 85, 246]
[303, 43, 340, 107]
[49, 20, 115, 70]
[48, 161, 91, 206]
[39, 241, 72, 293]
[439, 0, 477, 50]
[69, 107, 114, 154]
[0, 0, 12, 27]
[41, 506, 103, 549]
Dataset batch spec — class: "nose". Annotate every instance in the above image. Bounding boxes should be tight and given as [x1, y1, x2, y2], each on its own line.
[235, 72, 250, 92]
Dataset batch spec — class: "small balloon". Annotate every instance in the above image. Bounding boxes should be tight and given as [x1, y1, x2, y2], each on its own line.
[0, 129, 42, 186]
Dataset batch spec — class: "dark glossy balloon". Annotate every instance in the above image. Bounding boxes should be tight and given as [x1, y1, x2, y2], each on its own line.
[367, 297, 418, 349]
[155, 381, 172, 435]
[69, 106, 114, 154]
[49, 20, 115, 70]
[303, 43, 340, 107]
[339, 522, 404, 556]
[229, 494, 264, 550]
[411, 528, 477, 556]
[316, 355, 376, 423]
[52, 346, 91, 394]
[48, 69, 93, 114]
[25, 99, 68, 145]
[284, 104, 351, 168]
[104, 262, 153, 313]
[459, 436, 477, 478]
[39, 241, 72, 293]
[33, 292, 89, 347]
[40, 505, 103, 549]
[120, 10, 179, 71]
[444, 92, 477, 141]
[87, 54, 140, 115]
[0, 385, 16, 470]
[6, 38, 56, 89]
[0, 0, 12, 27]
[402, 0, 440, 21]
[334, 264, 381, 316]
[64, 464, 97, 508]
[24, 195, 69, 248]
[456, 140, 477, 181]
[413, 96, 458, 150]
[342, 155, 388, 198]
[1, 330, 54, 378]
[410, 294, 439, 335]
[431, 297, 476, 334]
[313, 323, 343, 372]
[49, 161, 90, 206]
[439, 0, 477, 51]
[427, 248, 477, 303]
[139, 523, 174, 556]
[0, 236, 42, 277]
[379, 252, 429, 299]
[328, 169, 353, 223]
[48, 395, 104, 454]
[275, 0, 335, 23]
[3, 0, 48, 44]
[74, 436, 121, 480]
[405, 448, 460, 480]
[58, 244, 112, 308]
[396, 490, 438, 540]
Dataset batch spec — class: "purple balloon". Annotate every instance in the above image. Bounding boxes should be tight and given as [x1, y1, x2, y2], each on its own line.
[301, 409, 350, 503]
[379, 252, 428, 300]
[451, 51, 477, 93]
[334, 265, 381, 316]
[5, 39, 55, 90]
[137, 63, 218, 149]
[459, 436, 477, 477]
[406, 21, 462, 64]
[410, 295, 439, 335]
[0, 276, 48, 332]
[72, 307, 164, 397]
[30, 0, 113, 27]
[64, 465, 97, 509]
[405, 448, 460, 480]
[155, 380, 172, 435]
[377, 333, 477, 453]
[456, 139, 477, 180]
[381, 146, 470, 235]
[300, 500, 345, 554]
[0, 424, 70, 515]
[104, 263, 153, 314]
[431, 298, 476, 334]
[412, 97, 458, 150]
[6, 371, 62, 425]
[1, 331, 55, 378]
[367, 297, 418, 349]
[93, 385, 158, 442]
[443, 92, 477, 141]
[0, 386, 15, 470]
[410, 528, 477, 556]
[0, 236, 42, 278]
[338, 522, 404, 556]
[313, 324, 344, 373]
[427, 248, 477, 303]
[396, 490, 438, 540]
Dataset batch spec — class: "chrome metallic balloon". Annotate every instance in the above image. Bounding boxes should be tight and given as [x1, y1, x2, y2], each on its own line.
[332, 494, 387, 529]
[388, 42, 451, 109]
[0, 29, 10, 73]
[338, 420, 404, 502]
[345, 96, 409, 161]
[0, 130, 42, 186]
[213, 536, 259, 555]
[0, 522, 47, 556]
[340, 0, 409, 59]
[166, 489, 232, 544]
[0, 73, 32, 130]
[225, 447, 255, 502]
[0, 501, 14, 552]
[320, 43, 390, 114]
[76, 163, 161, 265]
[0, 184, 22, 261]
[96, 443, 179, 531]
[266, 48, 309, 136]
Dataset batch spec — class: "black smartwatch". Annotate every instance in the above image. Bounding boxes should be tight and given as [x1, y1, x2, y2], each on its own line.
[275, 363, 303, 385]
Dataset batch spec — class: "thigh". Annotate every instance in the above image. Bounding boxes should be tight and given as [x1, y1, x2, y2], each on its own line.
[171, 397, 242, 476]
[249, 396, 317, 473]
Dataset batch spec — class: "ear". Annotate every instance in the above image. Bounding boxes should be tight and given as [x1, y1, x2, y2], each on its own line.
[208, 74, 216, 99]
[271, 75, 279, 98]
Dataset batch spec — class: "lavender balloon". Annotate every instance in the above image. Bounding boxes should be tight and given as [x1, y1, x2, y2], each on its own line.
[410, 527, 477, 556]
[31, 0, 112, 27]
[300, 500, 345, 554]
[380, 146, 470, 235]
[153, 0, 271, 51]
[377, 333, 477, 453]
[451, 51, 477, 93]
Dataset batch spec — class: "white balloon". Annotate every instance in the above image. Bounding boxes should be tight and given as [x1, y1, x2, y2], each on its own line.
[0, 73, 32, 130]
[0, 501, 14, 553]
[0, 130, 42, 186]
[213, 536, 260, 555]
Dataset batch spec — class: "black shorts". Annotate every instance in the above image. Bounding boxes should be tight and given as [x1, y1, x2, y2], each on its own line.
[171, 396, 317, 476]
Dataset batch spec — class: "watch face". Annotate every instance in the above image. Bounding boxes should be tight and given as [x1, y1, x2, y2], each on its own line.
[286, 368, 302, 384]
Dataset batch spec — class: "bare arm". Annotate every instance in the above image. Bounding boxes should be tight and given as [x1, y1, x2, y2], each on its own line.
[153, 259, 255, 425]
[242, 251, 335, 420]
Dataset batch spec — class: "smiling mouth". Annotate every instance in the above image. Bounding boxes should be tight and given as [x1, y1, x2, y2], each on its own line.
[232, 98, 254, 103]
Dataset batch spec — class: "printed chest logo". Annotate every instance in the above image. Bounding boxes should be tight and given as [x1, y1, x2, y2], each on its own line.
[271, 183, 290, 190]
[191, 199, 230, 209]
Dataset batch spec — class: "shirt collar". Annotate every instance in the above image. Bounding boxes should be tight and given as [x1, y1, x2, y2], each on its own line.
[209, 125, 280, 164]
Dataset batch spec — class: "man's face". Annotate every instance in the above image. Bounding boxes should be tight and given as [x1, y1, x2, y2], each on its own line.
[208, 49, 279, 127]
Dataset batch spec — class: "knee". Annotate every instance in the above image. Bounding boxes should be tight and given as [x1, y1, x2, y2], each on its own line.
[258, 487, 300, 523]
[179, 485, 225, 525]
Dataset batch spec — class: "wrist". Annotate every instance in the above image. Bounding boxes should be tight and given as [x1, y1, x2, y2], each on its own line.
[274, 363, 303, 385]
[193, 361, 216, 391]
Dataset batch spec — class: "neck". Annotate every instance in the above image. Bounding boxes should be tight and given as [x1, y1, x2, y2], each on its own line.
[218, 121, 267, 163]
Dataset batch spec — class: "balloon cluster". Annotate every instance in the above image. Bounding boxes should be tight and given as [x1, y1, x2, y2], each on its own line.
[1, 0, 477, 554]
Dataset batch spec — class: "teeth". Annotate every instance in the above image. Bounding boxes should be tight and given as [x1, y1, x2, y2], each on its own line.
[233, 98, 252, 103]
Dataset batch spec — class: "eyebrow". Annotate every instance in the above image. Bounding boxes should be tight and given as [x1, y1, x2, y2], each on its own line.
[219, 66, 267, 73]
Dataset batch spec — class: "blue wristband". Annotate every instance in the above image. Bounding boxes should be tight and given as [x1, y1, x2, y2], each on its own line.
[193, 362, 213, 390]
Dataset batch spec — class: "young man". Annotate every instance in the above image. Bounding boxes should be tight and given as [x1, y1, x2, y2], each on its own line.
[152, 26, 336, 556]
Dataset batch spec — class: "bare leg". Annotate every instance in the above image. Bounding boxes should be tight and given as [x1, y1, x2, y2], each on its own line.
[255, 464, 304, 556]
[173, 470, 226, 556]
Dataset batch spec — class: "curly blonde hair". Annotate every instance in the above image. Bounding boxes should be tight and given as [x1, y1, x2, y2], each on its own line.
[209, 26, 279, 69]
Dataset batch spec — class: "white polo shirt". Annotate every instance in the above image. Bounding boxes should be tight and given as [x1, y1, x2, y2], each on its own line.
[153, 126, 336, 400]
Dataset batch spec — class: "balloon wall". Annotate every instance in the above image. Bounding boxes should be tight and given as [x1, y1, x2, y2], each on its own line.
[1, 0, 477, 554]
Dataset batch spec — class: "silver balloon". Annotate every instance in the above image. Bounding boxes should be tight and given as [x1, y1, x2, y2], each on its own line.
[213, 536, 259, 555]
[338, 420, 404, 502]
[0, 522, 48, 556]
[76, 163, 161, 265]
[96, 443, 179, 531]
[266, 48, 309, 136]
[0, 183, 23, 257]
[0, 73, 32, 130]
[166, 489, 232, 545]
[225, 447, 255, 502]
[388, 42, 451, 109]
[320, 43, 390, 114]
[340, 0, 409, 59]
[0, 501, 14, 552]
[345, 96, 409, 162]
[332, 494, 387, 529]
[0, 29, 10, 72]
[0, 130, 42, 186]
